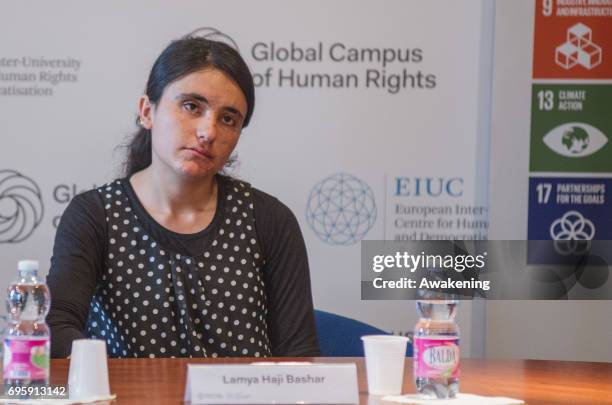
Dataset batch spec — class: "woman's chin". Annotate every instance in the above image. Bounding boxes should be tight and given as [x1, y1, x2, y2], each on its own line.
[176, 161, 218, 179]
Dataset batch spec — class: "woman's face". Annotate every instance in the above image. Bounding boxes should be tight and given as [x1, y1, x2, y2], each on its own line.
[140, 68, 248, 180]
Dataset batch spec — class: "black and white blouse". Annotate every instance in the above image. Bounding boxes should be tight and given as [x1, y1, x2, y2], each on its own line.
[47, 175, 319, 358]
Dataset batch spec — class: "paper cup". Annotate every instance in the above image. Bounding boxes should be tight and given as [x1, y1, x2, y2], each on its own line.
[361, 335, 409, 395]
[68, 339, 110, 400]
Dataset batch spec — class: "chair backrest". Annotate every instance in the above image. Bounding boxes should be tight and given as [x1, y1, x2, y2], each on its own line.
[314, 310, 412, 357]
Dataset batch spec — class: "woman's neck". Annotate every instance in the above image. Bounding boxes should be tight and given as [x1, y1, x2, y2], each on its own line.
[130, 165, 218, 217]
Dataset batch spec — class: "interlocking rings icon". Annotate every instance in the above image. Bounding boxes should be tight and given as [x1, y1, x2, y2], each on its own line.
[549, 210, 594, 255]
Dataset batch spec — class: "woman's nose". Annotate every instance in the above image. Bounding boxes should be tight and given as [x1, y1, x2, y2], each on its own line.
[196, 114, 218, 143]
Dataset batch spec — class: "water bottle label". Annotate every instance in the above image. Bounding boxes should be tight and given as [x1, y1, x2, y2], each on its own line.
[414, 337, 460, 379]
[3, 337, 50, 381]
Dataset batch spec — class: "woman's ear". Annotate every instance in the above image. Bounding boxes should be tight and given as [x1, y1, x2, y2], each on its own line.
[138, 95, 154, 130]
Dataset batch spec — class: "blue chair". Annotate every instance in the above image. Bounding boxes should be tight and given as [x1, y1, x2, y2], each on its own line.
[314, 310, 412, 357]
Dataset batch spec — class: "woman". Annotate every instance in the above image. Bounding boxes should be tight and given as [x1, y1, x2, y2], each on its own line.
[46, 36, 319, 358]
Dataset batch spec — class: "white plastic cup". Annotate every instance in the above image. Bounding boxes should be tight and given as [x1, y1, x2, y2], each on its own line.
[68, 339, 110, 400]
[361, 335, 409, 395]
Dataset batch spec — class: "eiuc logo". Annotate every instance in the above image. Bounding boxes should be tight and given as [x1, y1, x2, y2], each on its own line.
[0, 170, 44, 243]
[306, 173, 376, 245]
[542, 123, 607, 158]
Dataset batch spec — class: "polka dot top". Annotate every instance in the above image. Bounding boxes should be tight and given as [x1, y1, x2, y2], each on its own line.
[85, 177, 271, 358]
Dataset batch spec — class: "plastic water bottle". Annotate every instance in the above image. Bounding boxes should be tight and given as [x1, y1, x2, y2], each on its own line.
[3, 260, 51, 387]
[413, 292, 460, 398]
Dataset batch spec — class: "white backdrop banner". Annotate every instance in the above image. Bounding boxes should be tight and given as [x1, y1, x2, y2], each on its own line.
[0, 0, 491, 346]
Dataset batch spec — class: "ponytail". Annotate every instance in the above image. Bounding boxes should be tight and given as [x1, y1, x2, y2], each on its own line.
[124, 126, 152, 177]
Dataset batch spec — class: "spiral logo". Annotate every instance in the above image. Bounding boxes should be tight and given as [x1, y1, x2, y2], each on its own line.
[550, 210, 594, 255]
[0, 170, 44, 243]
[186, 27, 240, 51]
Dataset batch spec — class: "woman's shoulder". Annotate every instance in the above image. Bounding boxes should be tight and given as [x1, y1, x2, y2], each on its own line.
[93, 178, 128, 197]
[55, 183, 112, 243]
[218, 175, 295, 219]
[64, 178, 128, 219]
[234, 182, 303, 254]
[218, 174, 255, 197]
[252, 187, 292, 217]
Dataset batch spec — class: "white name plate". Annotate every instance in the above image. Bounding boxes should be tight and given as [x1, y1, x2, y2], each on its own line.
[184, 362, 359, 404]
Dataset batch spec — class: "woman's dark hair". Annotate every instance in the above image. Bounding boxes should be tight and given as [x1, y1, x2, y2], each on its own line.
[124, 36, 255, 177]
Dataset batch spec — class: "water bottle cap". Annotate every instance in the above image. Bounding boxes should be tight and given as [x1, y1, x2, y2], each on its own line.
[17, 260, 39, 272]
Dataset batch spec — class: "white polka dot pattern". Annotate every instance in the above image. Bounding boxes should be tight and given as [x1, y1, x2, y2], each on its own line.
[85, 179, 270, 358]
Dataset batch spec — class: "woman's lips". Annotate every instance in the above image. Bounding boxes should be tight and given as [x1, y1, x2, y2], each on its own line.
[186, 147, 213, 159]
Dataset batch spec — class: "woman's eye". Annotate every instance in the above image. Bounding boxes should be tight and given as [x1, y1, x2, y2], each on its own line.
[222, 114, 237, 127]
[183, 102, 199, 113]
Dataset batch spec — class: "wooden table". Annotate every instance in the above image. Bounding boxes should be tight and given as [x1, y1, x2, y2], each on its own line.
[49, 357, 612, 404]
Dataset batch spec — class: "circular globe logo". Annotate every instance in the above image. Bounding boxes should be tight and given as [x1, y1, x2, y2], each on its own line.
[306, 173, 376, 245]
[186, 27, 240, 51]
[0, 170, 44, 243]
[562, 126, 589, 154]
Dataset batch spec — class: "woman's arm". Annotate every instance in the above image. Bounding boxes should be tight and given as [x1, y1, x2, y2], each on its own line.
[46, 191, 105, 358]
[254, 191, 320, 357]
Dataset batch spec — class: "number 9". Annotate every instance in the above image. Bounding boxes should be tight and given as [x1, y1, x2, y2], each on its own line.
[543, 0, 553, 16]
